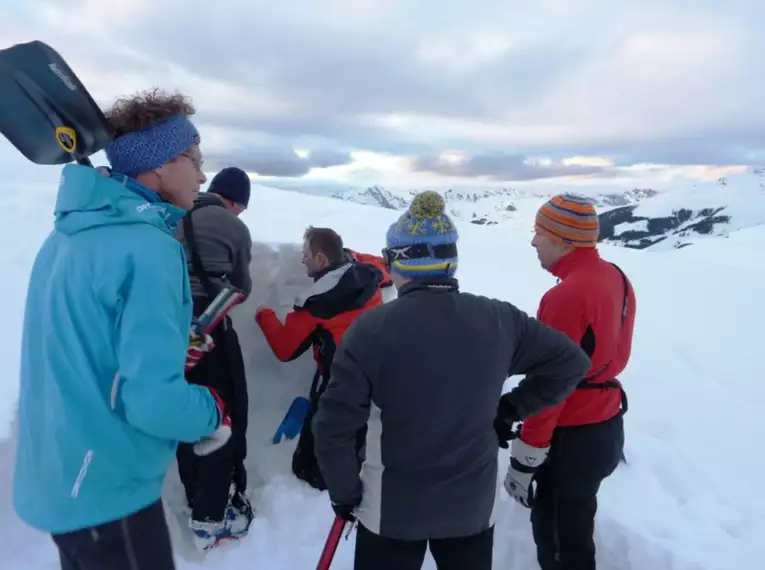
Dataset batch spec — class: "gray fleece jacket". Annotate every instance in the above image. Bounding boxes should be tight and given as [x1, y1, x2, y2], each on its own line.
[312, 277, 591, 541]
[175, 193, 253, 300]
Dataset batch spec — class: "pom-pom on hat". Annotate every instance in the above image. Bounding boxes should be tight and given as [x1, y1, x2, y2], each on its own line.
[384, 190, 459, 278]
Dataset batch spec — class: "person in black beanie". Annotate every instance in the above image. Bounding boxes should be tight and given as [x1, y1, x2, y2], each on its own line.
[174, 166, 255, 551]
[206, 166, 252, 215]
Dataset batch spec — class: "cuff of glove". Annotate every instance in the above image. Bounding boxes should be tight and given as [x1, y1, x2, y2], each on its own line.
[511, 438, 549, 471]
[332, 500, 360, 522]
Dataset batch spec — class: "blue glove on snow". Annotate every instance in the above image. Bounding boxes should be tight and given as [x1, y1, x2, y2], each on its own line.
[272, 396, 311, 444]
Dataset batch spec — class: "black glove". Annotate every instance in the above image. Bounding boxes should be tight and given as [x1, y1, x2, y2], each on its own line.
[494, 394, 521, 449]
[331, 501, 359, 522]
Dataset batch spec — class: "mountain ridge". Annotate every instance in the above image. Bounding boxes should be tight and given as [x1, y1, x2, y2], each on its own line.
[325, 170, 765, 250]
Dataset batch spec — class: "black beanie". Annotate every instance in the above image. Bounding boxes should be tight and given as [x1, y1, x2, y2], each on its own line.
[207, 167, 251, 208]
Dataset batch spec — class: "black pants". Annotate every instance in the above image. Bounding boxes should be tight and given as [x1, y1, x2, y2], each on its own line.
[177, 297, 249, 523]
[354, 523, 493, 570]
[530, 413, 624, 570]
[52, 501, 175, 570]
[291, 389, 367, 491]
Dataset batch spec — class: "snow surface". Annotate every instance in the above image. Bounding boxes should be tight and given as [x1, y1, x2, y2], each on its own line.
[0, 181, 763, 569]
[632, 173, 765, 235]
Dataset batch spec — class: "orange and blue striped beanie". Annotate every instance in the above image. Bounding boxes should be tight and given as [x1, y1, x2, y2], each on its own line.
[535, 193, 599, 248]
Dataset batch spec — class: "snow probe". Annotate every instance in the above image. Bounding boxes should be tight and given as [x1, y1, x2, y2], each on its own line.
[316, 516, 354, 570]
[192, 287, 245, 336]
[0, 40, 111, 166]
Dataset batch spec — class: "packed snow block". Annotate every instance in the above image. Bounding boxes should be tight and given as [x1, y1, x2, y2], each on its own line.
[229, 241, 318, 483]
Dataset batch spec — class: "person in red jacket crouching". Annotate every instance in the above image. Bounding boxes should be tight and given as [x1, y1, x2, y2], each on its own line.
[502, 193, 636, 570]
[255, 226, 392, 491]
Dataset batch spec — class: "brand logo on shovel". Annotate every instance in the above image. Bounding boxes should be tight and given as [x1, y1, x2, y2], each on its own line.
[55, 126, 77, 153]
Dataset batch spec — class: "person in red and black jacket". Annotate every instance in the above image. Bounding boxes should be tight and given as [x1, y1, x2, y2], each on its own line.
[255, 226, 392, 490]
[498, 193, 636, 570]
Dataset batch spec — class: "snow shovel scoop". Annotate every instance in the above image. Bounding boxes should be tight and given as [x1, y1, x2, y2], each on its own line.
[0, 40, 111, 166]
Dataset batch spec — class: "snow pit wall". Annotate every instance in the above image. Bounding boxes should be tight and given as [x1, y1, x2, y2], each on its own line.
[221, 240, 393, 485]
[161, 240, 397, 561]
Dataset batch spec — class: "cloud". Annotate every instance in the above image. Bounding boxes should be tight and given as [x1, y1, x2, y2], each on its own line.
[203, 145, 353, 177]
[307, 149, 353, 169]
[411, 152, 607, 182]
[2, 0, 765, 184]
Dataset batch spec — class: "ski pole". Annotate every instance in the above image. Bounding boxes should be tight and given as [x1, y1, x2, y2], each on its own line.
[316, 516, 347, 570]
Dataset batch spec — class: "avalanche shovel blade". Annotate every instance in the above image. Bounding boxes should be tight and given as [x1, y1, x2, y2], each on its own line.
[272, 396, 311, 444]
[0, 40, 111, 165]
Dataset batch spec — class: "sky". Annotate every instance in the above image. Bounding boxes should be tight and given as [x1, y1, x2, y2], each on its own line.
[0, 0, 763, 194]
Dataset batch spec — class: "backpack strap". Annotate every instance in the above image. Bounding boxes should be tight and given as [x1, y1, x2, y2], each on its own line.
[575, 263, 631, 415]
[183, 202, 221, 302]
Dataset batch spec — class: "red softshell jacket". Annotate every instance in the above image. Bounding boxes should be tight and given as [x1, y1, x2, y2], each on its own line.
[520, 248, 636, 448]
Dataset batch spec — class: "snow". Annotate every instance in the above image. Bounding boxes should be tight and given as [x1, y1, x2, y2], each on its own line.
[331, 185, 657, 228]
[632, 172, 765, 235]
[614, 219, 649, 235]
[1, 178, 764, 569]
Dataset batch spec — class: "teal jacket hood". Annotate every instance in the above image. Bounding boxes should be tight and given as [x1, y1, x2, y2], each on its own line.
[54, 164, 186, 236]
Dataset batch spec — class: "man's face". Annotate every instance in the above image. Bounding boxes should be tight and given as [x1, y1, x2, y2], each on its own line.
[301, 240, 327, 277]
[531, 230, 568, 270]
[155, 144, 207, 210]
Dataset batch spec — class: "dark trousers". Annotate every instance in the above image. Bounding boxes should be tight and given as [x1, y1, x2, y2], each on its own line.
[530, 413, 624, 570]
[291, 394, 327, 490]
[52, 500, 175, 570]
[177, 297, 249, 523]
[354, 523, 493, 570]
[291, 390, 368, 491]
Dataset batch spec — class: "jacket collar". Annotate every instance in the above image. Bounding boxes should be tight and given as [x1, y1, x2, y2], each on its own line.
[398, 276, 459, 297]
[110, 171, 186, 229]
[312, 259, 349, 283]
[549, 247, 601, 280]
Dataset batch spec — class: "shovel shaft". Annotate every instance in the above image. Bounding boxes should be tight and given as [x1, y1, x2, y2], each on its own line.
[316, 516, 347, 570]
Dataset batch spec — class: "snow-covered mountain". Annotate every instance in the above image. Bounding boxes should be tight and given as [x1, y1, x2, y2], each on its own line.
[330, 170, 765, 251]
[599, 170, 765, 250]
[331, 185, 659, 226]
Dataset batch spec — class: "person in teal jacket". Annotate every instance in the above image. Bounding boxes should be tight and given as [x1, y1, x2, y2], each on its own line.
[12, 90, 233, 570]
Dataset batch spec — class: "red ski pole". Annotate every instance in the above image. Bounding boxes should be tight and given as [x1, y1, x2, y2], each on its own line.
[316, 516, 348, 570]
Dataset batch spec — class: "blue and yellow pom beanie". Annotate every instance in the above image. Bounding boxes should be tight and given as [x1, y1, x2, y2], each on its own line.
[385, 190, 459, 278]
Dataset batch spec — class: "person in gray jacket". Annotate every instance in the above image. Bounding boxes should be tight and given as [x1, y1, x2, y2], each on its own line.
[174, 166, 254, 551]
[312, 191, 592, 570]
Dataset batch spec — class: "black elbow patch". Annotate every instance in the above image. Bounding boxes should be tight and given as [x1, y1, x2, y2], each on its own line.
[580, 325, 596, 357]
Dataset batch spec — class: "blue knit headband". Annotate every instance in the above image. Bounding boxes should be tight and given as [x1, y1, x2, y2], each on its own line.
[105, 115, 200, 177]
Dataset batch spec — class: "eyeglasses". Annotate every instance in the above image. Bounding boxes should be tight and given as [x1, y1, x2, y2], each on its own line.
[179, 152, 204, 173]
